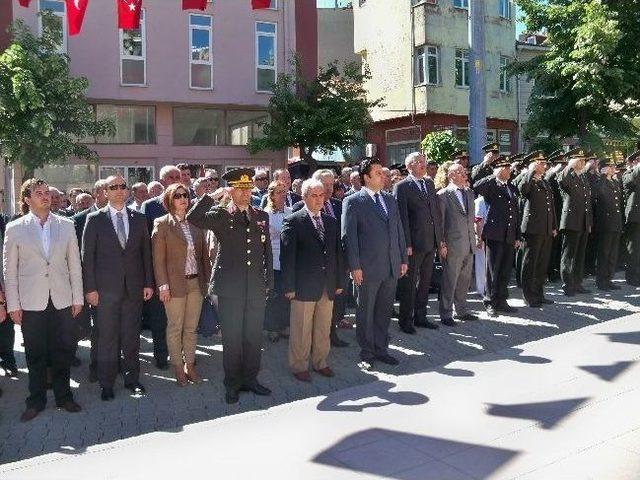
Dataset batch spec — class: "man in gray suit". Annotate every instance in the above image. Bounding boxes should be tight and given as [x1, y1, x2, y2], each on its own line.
[82, 175, 154, 401]
[5, 179, 84, 422]
[437, 164, 479, 326]
[342, 158, 408, 369]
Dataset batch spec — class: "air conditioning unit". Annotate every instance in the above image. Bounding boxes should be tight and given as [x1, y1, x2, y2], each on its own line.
[365, 143, 377, 157]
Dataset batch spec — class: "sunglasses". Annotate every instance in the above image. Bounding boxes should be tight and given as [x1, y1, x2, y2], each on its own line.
[107, 183, 128, 191]
[173, 192, 189, 199]
[209, 177, 219, 181]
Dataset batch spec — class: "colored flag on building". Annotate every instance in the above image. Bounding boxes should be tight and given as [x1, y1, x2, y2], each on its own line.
[118, 0, 142, 30]
[251, 0, 271, 9]
[18, 0, 31, 7]
[66, 0, 89, 36]
[182, 0, 207, 10]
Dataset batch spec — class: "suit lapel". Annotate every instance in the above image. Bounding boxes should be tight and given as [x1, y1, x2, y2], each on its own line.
[363, 190, 388, 223]
[49, 215, 59, 258]
[125, 209, 137, 248]
[26, 215, 47, 259]
[448, 189, 465, 216]
[304, 211, 325, 245]
[168, 215, 187, 244]
[101, 207, 123, 250]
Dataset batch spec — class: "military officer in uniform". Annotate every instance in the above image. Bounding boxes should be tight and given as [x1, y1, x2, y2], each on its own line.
[592, 156, 623, 290]
[622, 151, 640, 286]
[510, 153, 528, 288]
[471, 143, 501, 184]
[518, 151, 557, 307]
[187, 168, 274, 404]
[473, 155, 520, 317]
[545, 151, 567, 281]
[557, 148, 593, 296]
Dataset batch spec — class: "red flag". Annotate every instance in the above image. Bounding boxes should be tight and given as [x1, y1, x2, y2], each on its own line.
[118, 0, 142, 30]
[18, 0, 31, 6]
[66, 0, 89, 36]
[182, 0, 207, 10]
[251, 0, 271, 9]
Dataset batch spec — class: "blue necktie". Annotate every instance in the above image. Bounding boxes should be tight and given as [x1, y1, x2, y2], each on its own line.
[419, 179, 427, 195]
[374, 193, 387, 217]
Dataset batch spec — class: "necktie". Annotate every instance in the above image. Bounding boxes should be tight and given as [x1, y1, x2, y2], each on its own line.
[313, 215, 325, 241]
[374, 193, 387, 217]
[323, 201, 334, 218]
[242, 210, 250, 226]
[419, 179, 427, 195]
[116, 211, 127, 248]
[457, 188, 467, 214]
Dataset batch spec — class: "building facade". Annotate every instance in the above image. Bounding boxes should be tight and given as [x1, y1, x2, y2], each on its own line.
[2, 0, 317, 193]
[352, 0, 517, 166]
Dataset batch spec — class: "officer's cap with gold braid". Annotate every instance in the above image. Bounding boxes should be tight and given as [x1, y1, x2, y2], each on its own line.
[451, 150, 468, 161]
[492, 155, 512, 168]
[522, 150, 546, 166]
[482, 142, 500, 153]
[565, 147, 587, 160]
[222, 168, 255, 189]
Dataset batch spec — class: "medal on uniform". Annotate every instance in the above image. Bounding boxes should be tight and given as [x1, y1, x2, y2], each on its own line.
[261, 234, 266, 243]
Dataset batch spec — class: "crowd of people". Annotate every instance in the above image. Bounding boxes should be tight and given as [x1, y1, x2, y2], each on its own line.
[0, 143, 639, 420]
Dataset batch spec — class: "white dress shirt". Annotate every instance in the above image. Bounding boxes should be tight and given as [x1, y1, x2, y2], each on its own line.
[448, 184, 467, 213]
[28, 211, 51, 258]
[108, 204, 129, 240]
[362, 186, 388, 215]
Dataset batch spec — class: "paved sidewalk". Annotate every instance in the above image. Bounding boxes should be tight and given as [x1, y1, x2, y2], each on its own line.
[1, 275, 640, 477]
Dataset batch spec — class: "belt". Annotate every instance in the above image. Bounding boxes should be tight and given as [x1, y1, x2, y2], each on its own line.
[185, 274, 198, 280]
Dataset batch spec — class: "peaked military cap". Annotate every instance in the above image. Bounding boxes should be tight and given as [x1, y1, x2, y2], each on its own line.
[451, 150, 468, 160]
[565, 147, 587, 160]
[598, 155, 617, 170]
[522, 150, 546, 166]
[626, 150, 640, 163]
[222, 168, 255, 189]
[492, 155, 512, 168]
[482, 142, 500, 153]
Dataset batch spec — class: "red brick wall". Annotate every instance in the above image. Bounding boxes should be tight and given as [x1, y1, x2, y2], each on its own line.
[0, 1, 13, 52]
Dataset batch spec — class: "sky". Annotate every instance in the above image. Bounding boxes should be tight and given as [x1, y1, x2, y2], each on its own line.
[316, 0, 527, 38]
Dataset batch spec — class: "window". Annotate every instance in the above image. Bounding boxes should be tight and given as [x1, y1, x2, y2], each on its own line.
[99, 166, 155, 185]
[415, 45, 439, 85]
[268, 0, 277, 8]
[120, 10, 146, 86]
[227, 110, 269, 145]
[256, 22, 277, 92]
[173, 107, 224, 146]
[499, 130, 511, 154]
[453, 0, 468, 9]
[455, 49, 470, 87]
[39, 0, 66, 53]
[189, 14, 213, 89]
[499, 0, 510, 19]
[95, 105, 156, 144]
[499, 56, 511, 92]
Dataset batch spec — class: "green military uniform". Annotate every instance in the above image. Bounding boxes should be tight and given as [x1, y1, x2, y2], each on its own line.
[583, 154, 600, 276]
[510, 154, 527, 288]
[545, 152, 567, 281]
[622, 151, 640, 285]
[518, 151, 557, 306]
[557, 148, 593, 295]
[592, 157, 623, 290]
[187, 168, 274, 401]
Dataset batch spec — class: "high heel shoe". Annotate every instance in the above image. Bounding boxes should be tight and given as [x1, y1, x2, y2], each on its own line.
[175, 365, 188, 387]
[185, 363, 203, 385]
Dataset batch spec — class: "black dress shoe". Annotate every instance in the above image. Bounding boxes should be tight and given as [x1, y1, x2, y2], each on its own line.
[125, 382, 146, 395]
[225, 388, 239, 404]
[375, 353, 399, 365]
[399, 324, 417, 334]
[20, 407, 42, 422]
[540, 298, 555, 304]
[101, 388, 115, 401]
[241, 382, 271, 396]
[486, 305, 499, 317]
[596, 284, 611, 291]
[525, 301, 542, 308]
[330, 331, 349, 348]
[414, 319, 439, 330]
[57, 400, 82, 413]
[609, 283, 621, 290]
[441, 317, 456, 327]
[155, 359, 169, 370]
[496, 303, 518, 313]
[576, 286, 592, 294]
[455, 313, 479, 322]
[2, 365, 18, 378]
[71, 356, 82, 368]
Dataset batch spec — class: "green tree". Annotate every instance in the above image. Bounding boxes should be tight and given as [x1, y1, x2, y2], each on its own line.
[0, 13, 114, 171]
[420, 130, 462, 165]
[247, 59, 383, 173]
[513, 0, 640, 151]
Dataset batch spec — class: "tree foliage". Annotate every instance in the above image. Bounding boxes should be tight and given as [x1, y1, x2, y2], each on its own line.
[512, 0, 640, 150]
[421, 130, 462, 165]
[0, 13, 114, 170]
[247, 59, 383, 173]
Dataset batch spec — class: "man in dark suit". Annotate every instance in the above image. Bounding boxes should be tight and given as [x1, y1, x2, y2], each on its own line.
[342, 158, 408, 369]
[82, 175, 154, 401]
[557, 148, 593, 296]
[280, 179, 344, 382]
[187, 168, 274, 404]
[140, 165, 181, 370]
[473, 155, 521, 317]
[393, 152, 444, 333]
[623, 151, 640, 286]
[593, 157, 623, 290]
[518, 151, 557, 307]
